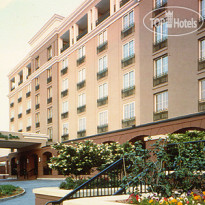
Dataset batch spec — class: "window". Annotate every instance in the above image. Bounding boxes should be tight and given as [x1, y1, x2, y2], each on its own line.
[47, 46, 52, 60]
[27, 117, 31, 127]
[99, 30, 107, 45]
[35, 77, 39, 86]
[123, 102, 135, 120]
[18, 91, 22, 99]
[78, 68, 86, 82]
[155, 0, 167, 8]
[99, 56, 107, 72]
[47, 87, 52, 98]
[18, 121, 23, 131]
[200, 0, 205, 18]
[155, 91, 168, 112]
[154, 21, 168, 43]
[62, 123, 69, 135]
[11, 110, 14, 118]
[62, 101, 68, 113]
[123, 40, 134, 59]
[123, 71, 134, 89]
[200, 39, 205, 60]
[99, 110, 108, 126]
[47, 67, 52, 78]
[27, 84, 31, 93]
[78, 93, 86, 107]
[10, 77, 15, 91]
[36, 113, 40, 123]
[18, 105, 22, 114]
[99, 83, 108, 99]
[27, 100, 31, 110]
[78, 46, 85, 58]
[123, 11, 134, 29]
[62, 78, 68, 91]
[36, 94, 40, 105]
[62, 58, 68, 69]
[200, 79, 205, 100]
[154, 56, 168, 77]
[79, 118, 86, 131]
[35, 56, 39, 69]
[11, 125, 14, 132]
[47, 107, 52, 119]
[18, 71, 23, 84]
[48, 127, 53, 140]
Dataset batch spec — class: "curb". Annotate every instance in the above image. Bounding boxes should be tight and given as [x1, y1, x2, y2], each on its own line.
[0, 188, 26, 202]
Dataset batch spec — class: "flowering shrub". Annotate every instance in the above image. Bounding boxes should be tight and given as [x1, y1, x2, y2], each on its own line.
[49, 140, 135, 176]
[125, 191, 205, 205]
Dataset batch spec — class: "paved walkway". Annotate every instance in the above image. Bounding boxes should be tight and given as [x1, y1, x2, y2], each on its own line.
[0, 179, 64, 205]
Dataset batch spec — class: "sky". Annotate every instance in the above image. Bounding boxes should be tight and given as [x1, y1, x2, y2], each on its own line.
[0, 0, 84, 155]
[0, 0, 84, 131]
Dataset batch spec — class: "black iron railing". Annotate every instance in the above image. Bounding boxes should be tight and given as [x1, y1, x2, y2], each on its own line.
[77, 80, 86, 90]
[18, 97, 22, 103]
[18, 113, 22, 119]
[153, 0, 167, 17]
[121, 86, 135, 98]
[97, 68, 108, 80]
[47, 76, 52, 84]
[97, 124, 108, 133]
[35, 84, 40, 91]
[35, 104, 40, 110]
[76, 29, 88, 41]
[26, 91, 31, 98]
[47, 97, 52, 104]
[61, 112, 68, 119]
[120, 0, 131, 7]
[18, 80, 23, 86]
[153, 38, 167, 52]
[199, 100, 205, 112]
[77, 105, 86, 114]
[96, 11, 110, 26]
[61, 67, 68, 75]
[153, 73, 168, 87]
[97, 41, 108, 54]
[122, 117, 135, 128]
[77, 130, 86, 138]
[198, 57, 205, 71]
[61, 89, 68, 98]
[26, 126, 31, 131]
[10, 102, 14, 108]
[121, 23, 135, 39]
[121, 54, 135, 68]
[61, 42, 70, 53]
[26, 109, 31, 114]
[45, 158, 129, 205]
[77, 56, 86, 66]
[97, 96, 108, 107]
[153, 110, 168, 121]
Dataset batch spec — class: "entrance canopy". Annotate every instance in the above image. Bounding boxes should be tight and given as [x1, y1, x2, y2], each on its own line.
[0, 131, 48, 149]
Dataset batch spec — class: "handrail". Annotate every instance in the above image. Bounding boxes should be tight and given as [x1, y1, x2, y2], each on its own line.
[45, 158, 126, 205]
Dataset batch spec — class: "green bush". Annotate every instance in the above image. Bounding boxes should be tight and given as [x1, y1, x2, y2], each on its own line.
[0, 184, 20, 197]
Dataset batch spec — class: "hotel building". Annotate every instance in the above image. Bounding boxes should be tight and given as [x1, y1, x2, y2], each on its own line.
[5, 0, 205, 178]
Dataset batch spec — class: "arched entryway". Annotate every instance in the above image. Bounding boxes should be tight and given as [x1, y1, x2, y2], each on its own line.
[27, 154, 38, 179]
[11, 157, 17, 176]
[129, 135, 147, 149]
[42, 152, 52, 175]
[19, 156, 27, 178]
[172, 127, 205, 134]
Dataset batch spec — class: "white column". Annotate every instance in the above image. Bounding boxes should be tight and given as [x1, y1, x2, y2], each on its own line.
[116, 0, 120, 11]
[70, 27, 73, 46]
[58, 38, 63, 55]
[110, 0, 114, 15]
[73, 24, 79, 44]
[92, 7, 98, 30]
[88, 10, 92, 32]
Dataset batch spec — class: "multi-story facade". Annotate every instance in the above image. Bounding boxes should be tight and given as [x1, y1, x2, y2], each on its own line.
[6, 0, 205, 178]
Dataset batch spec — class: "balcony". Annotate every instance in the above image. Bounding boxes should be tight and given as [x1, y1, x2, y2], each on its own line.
[26, 126, 31, 132]
[48, 56, 52, 61]
[97, 96, 108, 107]
[47, 76, 52, 84]
[11, 87, 15, 91]
[198, 17, 205, 30]
[198, 57, 205, 71]
[122, 117, 135, 128]
[26, 91, 31, 98]
[47, 118, 52, 124]
[77, 80, 86, 90]
[18, 97, 22, 103]
[10, 102, 14, 108]
[153, 110, 168, 121]
[76, 29, 88, 41]
[18, 129, 22, 132]
[96, 11, 110, 26]
[36, 66, 39, 70]
[36, 122, 40, 128]
[121, 86, 135, 98]
[97, 41, 108, 54]
[153, 0, 167, 17]
[61, 42, 70, 53]
[61, 67, 68, 75]
[35, 104, 40, 110]
[61, 89, 68, 98]
[121, 23, 135, 39]
[97, 124, 108, 134]
[77, 130, 86, 138]
[121, 54, 135, 68]
[18, 80, 23, 86]
[153, 73, 168, 87]
[97, 68, 108, 80]
[18, 113, 22, 119]
[77, 56, 85, 66]
[35, 84, 40, 91]
[120, 0, 131, 7]
[153, 38, 168, 53]
[10, 117, 14, 122]
[61, 112, 68, 119]
[77, 105, 86, 114]
[198, 100, 205, 112]
[26, 109, 31, 114]
[47, 97, 52, 104]
[61, 134, 69, 141]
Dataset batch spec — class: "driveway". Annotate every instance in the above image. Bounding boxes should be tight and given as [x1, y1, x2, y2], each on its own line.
[0, 179, 64, 205]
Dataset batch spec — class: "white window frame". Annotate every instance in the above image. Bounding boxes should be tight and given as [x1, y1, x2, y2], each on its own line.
[78, 117, 86, 131]
[154, 55, 168, 77]
[200, 0, 205, 18]
[99, 30, 107, 46]
[36, 94, 40, 105]
[18, 91, 22, 98]
[18, 105, 22, 114]
[99, 83, 108, 99]
[48, 127, 53, 139]
[47, 107, 52, 119]
[47, 86, 52, 98]
[36, 113, 40, 123]
[123, 40, 134, 59]
[78, 68, 86, 83]
[78, 93, 86, 107]
[62, 58, 68, 69]
[62, 101, 68, 113]
[62, 123, 69, 135]
[123, 102, 135, 120]
[18, 121, 23, 130]
[155, 91, 168, 113]
[27, 84, 31, 92]
[27, 117, 31, 127]
[27, 100, 31, 110]
[200, 79, 205, 100]
[98, 55, 108, 72]
[154, 20, 168, 43]
[78, 45, 85, 58]
[123, 70, 135, 89]
[99, 110, 108, 126]
[11, 110, 14, 118]
[62, 78, 68, 91]
[47, 67, 52, 78]
[123, 10, 134, 30]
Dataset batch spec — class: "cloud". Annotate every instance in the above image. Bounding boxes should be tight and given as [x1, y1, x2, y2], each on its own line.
[0, 0, 15, 9]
